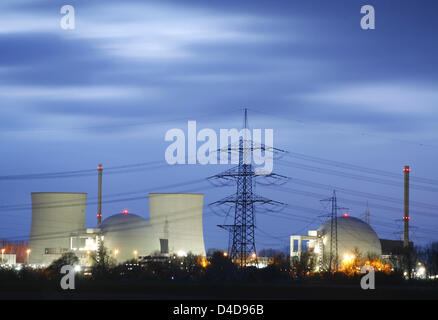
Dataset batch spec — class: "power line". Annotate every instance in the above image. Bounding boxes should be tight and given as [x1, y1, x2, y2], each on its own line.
[0, 161, 164, 181]
[285, 151, 438, 186]
[285, 176, 438, 211]
[269, 184, 438, 220]
[276, 159, 438, 193]
[0, 178, 208, 212]
[247, 107, 438, 150]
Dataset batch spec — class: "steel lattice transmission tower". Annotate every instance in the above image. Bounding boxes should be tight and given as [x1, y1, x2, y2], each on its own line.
[320, 190, 348, 273]
[209, 109, 288, 267]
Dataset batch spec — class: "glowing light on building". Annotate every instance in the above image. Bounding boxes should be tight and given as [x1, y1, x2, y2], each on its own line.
[177, 250, 187, 257]
[343, 253, 355, 265]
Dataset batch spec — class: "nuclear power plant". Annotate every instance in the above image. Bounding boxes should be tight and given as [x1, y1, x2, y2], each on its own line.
[29, 192, 88, 265]
[20, 152, 413, 270]
[27, 164, 206, 266]
[290, 215, 382, 271]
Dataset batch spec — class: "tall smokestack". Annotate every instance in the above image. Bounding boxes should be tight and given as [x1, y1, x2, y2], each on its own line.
[403, 165, 410, 248]
[97, 164, 103, 227]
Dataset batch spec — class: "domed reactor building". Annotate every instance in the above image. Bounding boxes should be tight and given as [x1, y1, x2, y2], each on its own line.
[28, 192, 206, 266]
[290, 215, 382, 271]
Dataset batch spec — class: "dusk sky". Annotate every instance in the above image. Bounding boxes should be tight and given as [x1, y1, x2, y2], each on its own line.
[1, 0, 438, 251]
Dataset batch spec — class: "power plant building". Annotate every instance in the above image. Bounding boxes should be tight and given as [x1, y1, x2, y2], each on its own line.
[29, 193, 87, 265]
[28, 192, 206, 265]
[290, 215, 382, 270]
[149, 193, 206, 257]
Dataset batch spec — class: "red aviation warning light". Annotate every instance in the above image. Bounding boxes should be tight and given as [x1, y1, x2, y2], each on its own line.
[123, 209, 129, 215]
[343, 213, 349, 218]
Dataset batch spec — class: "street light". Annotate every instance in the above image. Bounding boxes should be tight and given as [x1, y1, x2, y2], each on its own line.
[114, 248, 119, 258]
[1, 248, 5, 264]
[133, 250, 138, 259]
[26, 249, 31, 265]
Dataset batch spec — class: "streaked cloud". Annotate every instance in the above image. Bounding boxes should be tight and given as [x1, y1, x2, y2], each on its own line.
[299, 83, 438, 115]
[0, 85, 157, 101]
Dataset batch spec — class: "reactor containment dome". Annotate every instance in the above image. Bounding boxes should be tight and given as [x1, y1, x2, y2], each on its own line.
[290, 215, 382, 270]
[100, 212, 157, 263]
[317, 216, 382, 259]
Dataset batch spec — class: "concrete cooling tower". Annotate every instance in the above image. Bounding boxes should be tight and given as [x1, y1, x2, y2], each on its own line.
[149, 193, 206, 257]
[100, 213, 158, 263]
[29, 193, 87, 265]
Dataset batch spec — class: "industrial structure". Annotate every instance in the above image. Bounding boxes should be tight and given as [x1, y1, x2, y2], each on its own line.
[149, 193, 205, 257]
[28, 192, 87, 265]
[98, 193, 206, 263]
[26, 165, 206, 266]
[403, 165, 410, 248]
[209, 109, 287, 267]
[290, 215, 382, 271]
[290, 165, 414, 272]
[17, 138, 414, 272]
[28, 193, 206, 265]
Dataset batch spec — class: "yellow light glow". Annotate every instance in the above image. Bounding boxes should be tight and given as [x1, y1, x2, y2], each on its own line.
[342, 254, 355, 264]
[114, 249, 119, 256]
[1, 249, 5, 254]
[223, 252, 228, 257]
[26, 249, 31, 254]
[199, 257, 209, 268]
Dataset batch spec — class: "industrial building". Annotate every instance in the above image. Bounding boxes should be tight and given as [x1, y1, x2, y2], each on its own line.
[149, 193, 205, 257]
[290, 166, 413, 272]
[290, 215, 382, 270]
[1, 253, 16, 265]
[29, 192, 88, 265]
[28, 192, 206, 266]
[23, 162, 413, 270]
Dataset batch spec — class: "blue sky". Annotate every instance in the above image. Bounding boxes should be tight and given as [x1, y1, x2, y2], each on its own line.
[1, 0, 438, 251]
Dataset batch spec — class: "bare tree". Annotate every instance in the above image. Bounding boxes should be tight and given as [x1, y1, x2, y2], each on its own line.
[418, 242, 438, 278]
[389, 246, 418, 279]
[291, 251, 316, 277]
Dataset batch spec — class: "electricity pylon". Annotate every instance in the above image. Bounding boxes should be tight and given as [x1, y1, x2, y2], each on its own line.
[209, 109, 287, 267]
[320, 190, 348, 273]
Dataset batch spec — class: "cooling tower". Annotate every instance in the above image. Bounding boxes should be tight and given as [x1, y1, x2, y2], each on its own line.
[29, 193, 87, 265]
[100, 213, 158, 263]
[149, 193, 206, 257]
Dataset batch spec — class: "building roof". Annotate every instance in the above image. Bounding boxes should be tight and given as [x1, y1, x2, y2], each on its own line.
[318, 216, 382, 257]
[101, 213, 150, 230]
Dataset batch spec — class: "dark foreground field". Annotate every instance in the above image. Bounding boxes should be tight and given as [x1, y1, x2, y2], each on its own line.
[1, 280, 438, 300]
